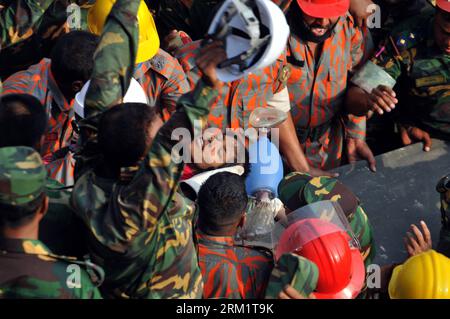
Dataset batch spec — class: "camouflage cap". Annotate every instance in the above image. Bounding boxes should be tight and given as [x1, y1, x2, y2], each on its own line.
[278, 172, 359, 218]
[265, 253, 318, 299]
[0, 147, 47, 205]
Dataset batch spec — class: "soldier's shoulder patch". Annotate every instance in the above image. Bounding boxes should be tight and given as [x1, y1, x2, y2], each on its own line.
[393, 31, 420, 52]
[150, 53, 167, 73]
[278, 64, 292, 85]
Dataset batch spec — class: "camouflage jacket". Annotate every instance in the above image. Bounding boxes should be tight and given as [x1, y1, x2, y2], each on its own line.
[42, 177, 87, 258]
[0, 0, 55, 49]
[0, 238, 101, 299]
[72, 0, 216, 299]
[196, 231, 274, 299]
[372, 11, 450, 138]
[0, 1, 96, 80]
[134, 49, 191, 122]
[2, 58, 74, 158]
[72, 82, 217, 299]
[285, 12, 368, 169]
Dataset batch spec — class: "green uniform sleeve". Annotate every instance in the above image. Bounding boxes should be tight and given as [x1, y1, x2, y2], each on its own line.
[84, 0, 140, 117]
[118, 81, 217, 235]
[0, 0, 54, 48]
[265, 253, 319, 299]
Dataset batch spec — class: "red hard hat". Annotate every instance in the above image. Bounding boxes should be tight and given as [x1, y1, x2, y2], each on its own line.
[437, 0, 450, 13]
[296, 0, 350, 18]
[276, 218, 365, 299]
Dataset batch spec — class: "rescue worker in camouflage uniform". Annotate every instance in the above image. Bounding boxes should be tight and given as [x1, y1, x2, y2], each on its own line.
[277, 172, 375, 266]
[262, 172, 375, 299]
[86, 0, 190, 123]
[71, 0, 226, 298]
[2, 31, 99, 162]
[347, 0, 450, 151]
[0, 146, 101, 299]
[355, 0, 436, 155]
[64, 0, 191, 184]
[0, 93, 86, 257]
[282, 0, 376, 172]
[196, 172, 274, 299]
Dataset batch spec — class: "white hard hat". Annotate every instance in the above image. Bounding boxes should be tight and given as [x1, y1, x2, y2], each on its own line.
[73, 78, 149, 118]
[207, 0, 290, 82]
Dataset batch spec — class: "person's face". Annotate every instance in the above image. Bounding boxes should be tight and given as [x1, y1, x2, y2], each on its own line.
[192, 130, 240, 170]
[435, 10, 450, 55]
[302, 13, 339, 38]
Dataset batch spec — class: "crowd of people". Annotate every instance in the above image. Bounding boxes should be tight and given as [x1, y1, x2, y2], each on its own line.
[0, 0, 449, 299]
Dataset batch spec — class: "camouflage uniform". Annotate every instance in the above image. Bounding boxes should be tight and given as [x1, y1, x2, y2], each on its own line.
[285, 9, 368, 170]
[133, 49, 191, 122]
[2, 58, 75, 160]
[0, 146, 101, 299]
[372, 10, 450, 139]
[72, 82, 217, 299]
[0, 1, 95, 81]
[72, 0, 214, 298]
[277, 172, 375, 266]
[437, 173, 450, 257]
[0, 0, 55, 49]
[365, 0, 436, 155]
[42, 177, 87, 258]
[265, 253, 319, 299]
[196, 230, 274, 299]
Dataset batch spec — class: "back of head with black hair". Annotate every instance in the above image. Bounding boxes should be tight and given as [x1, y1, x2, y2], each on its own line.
[98, 103, 159, 169]
[0, 94, 48, 149]
[50, 31, 99, 87]
[0, 194, 45, 228]
[197, 172, 248, 235]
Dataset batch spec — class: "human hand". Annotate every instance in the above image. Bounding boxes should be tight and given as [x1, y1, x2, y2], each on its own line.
[196, 40, 226, 89]
[368, 85, 398, 115]
[399, 124, 432, 152]
[404, 220, 432, 257]
[346, 138, 376, 172]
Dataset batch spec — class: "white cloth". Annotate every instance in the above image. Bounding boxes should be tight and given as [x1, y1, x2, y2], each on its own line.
[267, 87, 290, 112]
[180, 165, 245, 195]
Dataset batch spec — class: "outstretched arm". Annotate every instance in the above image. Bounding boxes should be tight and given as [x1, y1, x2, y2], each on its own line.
[0, 0, 55, 48]
[84, 0, 140, 117]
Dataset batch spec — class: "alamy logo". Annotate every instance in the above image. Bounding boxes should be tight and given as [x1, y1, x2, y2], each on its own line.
[67, 3, 81, 30]
[366, 4, 382, 29]
[66, 264, 82, 289]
